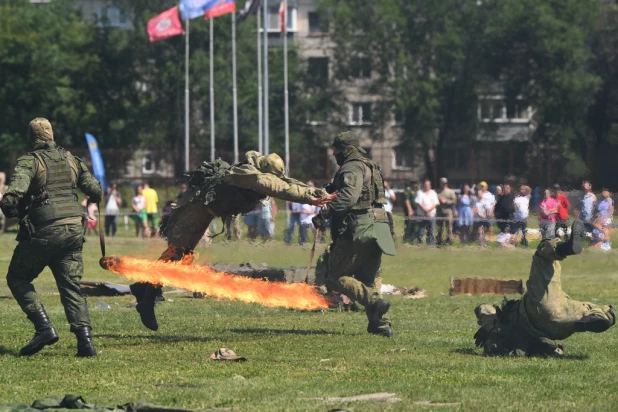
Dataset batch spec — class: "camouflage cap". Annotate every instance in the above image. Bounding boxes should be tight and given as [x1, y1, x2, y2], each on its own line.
[28, 117, 54, 147]
[258, 153, 286, 178]
[331, 131, 366, 153]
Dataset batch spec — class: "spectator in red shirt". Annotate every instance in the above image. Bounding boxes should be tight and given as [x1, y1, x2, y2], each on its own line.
[553, 184, 570, 238]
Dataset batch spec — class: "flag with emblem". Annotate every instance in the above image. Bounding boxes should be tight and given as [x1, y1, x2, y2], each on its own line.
[147, 6, 184, 42]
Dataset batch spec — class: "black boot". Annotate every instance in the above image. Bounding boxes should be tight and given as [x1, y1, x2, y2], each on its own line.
[75, 326, 97, 357]
[366, 299, 393, 338]
[136, 284, 160, 331]
[556, 220, 584, 257]
[19, 309, 59, 357]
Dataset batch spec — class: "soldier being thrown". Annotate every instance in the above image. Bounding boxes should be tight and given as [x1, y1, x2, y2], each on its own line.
[313, 132, 396, 337]
[0, 118, 103, 357]
[474, 220, 615, 357]
[131, 151, 335, 331]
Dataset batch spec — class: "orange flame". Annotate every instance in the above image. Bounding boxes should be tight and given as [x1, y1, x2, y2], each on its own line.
[102, 256, 328, 310]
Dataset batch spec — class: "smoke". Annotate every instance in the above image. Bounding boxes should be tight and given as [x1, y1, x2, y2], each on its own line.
[100, 256, 328, 311]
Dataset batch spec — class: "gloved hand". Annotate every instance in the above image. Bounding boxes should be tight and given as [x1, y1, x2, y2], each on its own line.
[312, 213, 327, 231]
[0, 199, 19, 218]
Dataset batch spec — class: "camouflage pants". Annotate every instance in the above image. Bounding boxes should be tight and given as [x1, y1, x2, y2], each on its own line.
[403, 218, 417, 243]
[522, 239, 614, 340]
[436, 209, 453, 244]
[6, 224, 90, 332]
[224, 215, 242, 241]
[315, 239, 385, 315]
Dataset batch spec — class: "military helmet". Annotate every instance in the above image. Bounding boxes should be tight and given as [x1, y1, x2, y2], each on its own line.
[258, 153, 286, 178]
[28, 117, 54, 147]
[332, 131, 366, 153]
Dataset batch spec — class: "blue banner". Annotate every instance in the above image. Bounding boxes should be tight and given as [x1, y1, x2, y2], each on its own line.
[85, 133, 107, 192]
[179, 0, 212, 20]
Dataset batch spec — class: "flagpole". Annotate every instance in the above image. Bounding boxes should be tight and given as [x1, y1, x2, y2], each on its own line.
[184, 18, 190, 171]
[210, 17, 215, 161]
[263, 0, 269, 155]
[283, 0, 289, 175]
[232, 12, 239, 164]
[257, 7, 263, 154]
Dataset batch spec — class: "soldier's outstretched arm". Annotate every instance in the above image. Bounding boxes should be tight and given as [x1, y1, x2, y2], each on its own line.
[2, 155, 37, 206]
[226, 173, 327, 204]
[74, 156, 103, 203]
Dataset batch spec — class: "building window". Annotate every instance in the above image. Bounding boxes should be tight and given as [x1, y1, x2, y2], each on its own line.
[307, 57, 329, 86]
[393, 106, 405, 125]
[350, 58, 371, 79]
[479, 96, 531, 122]
[392, 150, 414, 170]
[267, 6, 296, 32]
[444, 149, 469, 171]
[348, 103, 372, 125]
[142, 154, 154, 175]
[308, 11, 327, 34]
[98, 6, 129, 27]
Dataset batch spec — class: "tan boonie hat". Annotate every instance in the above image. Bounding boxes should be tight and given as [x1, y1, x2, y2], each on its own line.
[210, 348, 247, 362]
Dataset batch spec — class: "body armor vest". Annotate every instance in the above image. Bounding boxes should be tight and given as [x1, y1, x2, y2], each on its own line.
[349, 158, 387, 210]
[26, 147, 83, 226]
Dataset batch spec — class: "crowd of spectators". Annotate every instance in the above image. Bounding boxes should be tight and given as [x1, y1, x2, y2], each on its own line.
[401, 179, 614, 249]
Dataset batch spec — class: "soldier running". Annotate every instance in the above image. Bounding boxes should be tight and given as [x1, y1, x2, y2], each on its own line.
[0, 118, 103, 357]
[313, 132, 396, 337]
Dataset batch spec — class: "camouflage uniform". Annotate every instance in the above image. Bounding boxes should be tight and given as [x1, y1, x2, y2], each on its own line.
[0, 118, 102, 357]
[402, 184, 417, 243]
[474, 223, 615, 357]
[436, 185, 456, 245]
[314, 132, 396, 337]
[133, 152, 329, 330]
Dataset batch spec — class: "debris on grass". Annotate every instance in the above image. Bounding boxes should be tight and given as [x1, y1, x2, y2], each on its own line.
[414, 400, 462, 407]
[231, 375, 246, 381]
[381, 284, 428, 298]
[303, 393, 401, 403]
[80, 281, 131, 296]
[94, 300, 112, 310]
[384, 348, 406, 354]
[210, 348, 247, 362]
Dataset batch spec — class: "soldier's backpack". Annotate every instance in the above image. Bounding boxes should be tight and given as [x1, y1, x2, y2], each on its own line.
[160, 159, 265, 237]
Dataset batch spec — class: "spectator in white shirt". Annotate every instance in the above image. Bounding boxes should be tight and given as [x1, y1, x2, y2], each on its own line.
[415, 179, 439, 245]
[383, 181, 397, 213]
[513, 185, 531, 247]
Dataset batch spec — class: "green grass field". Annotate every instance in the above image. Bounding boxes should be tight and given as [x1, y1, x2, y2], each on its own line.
[0, 217, 617, 411]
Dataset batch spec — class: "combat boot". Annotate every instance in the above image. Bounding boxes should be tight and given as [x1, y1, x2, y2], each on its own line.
[19, 309, 59, 357]
[556, 220, 584, 257]
[136, 284, 160, 331]
[74, 326, 97, 357]
[366, 299, 393, 338]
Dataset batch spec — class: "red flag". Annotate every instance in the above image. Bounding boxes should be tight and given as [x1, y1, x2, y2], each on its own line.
[204, 0, 236, 20]
[147, 6, 184, 43]
[279, 0, 286, 36]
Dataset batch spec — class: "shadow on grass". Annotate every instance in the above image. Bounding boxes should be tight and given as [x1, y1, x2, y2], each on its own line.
[452, 347, 590, 360]
[0, 346, 18, 356]
[229, 328, 337, 336]
[95, 334, 215, 343]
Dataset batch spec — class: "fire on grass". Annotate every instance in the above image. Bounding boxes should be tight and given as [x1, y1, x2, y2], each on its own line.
[99, 256, 328, 311]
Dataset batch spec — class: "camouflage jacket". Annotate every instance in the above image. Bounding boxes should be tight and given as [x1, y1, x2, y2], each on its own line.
[3, 142, 103, 208]
[224, 164, 327, 204]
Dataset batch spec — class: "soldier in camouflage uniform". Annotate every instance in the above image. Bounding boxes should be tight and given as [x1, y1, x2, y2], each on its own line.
[0, 118, 103, 357]
[313, 132, 396, 337]
[132, 151, 334, 331]
[474, 220, 615, 357]
[403, 180, 419, 243]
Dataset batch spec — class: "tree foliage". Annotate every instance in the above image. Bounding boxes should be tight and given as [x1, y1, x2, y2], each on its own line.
[319, 0, 609, 185]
